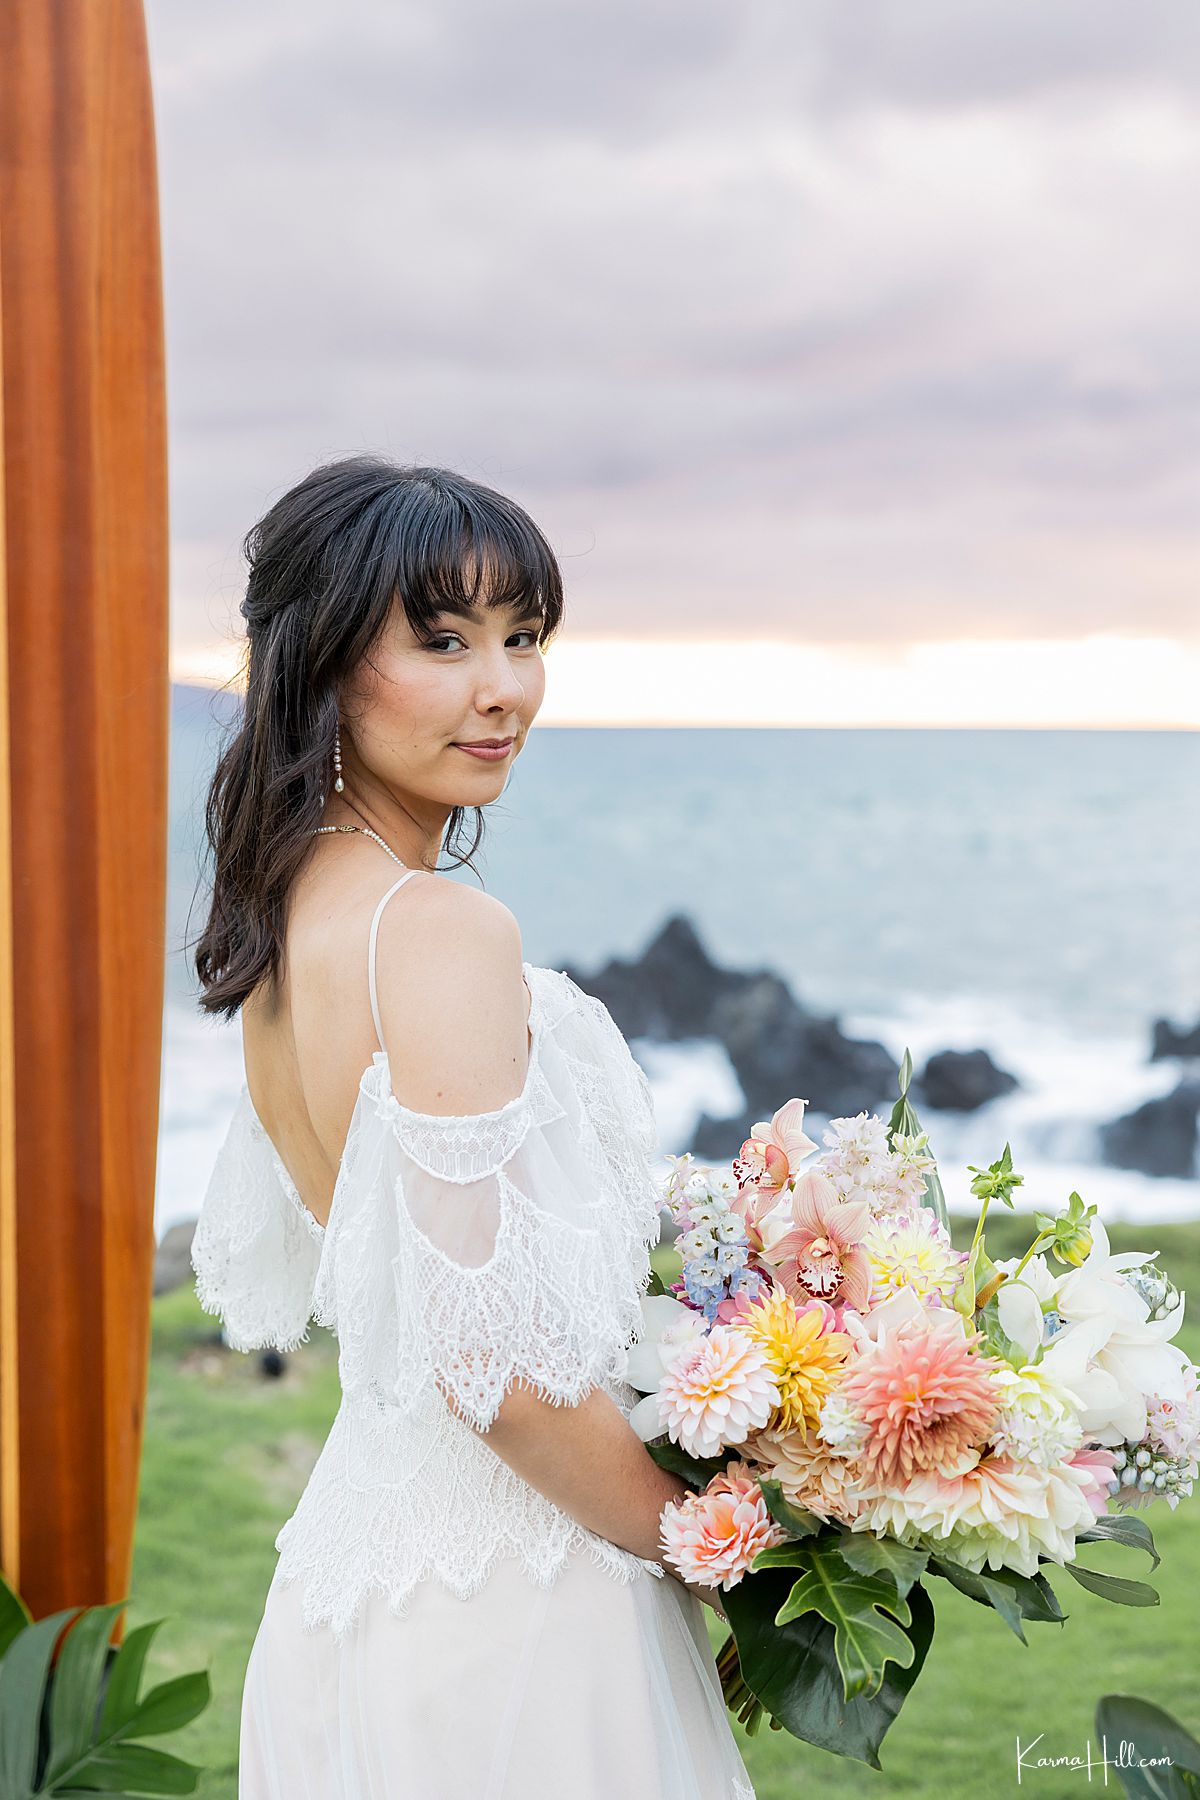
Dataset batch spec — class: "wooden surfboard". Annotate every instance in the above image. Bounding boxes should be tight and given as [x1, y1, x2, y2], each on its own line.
[0, 0, 168, 1635]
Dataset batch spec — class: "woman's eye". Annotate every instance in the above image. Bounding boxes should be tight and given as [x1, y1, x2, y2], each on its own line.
[427, 630, 539, 652]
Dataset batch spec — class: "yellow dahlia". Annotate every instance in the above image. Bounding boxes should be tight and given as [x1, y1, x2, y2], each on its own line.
[738, 1287, 851, 1435]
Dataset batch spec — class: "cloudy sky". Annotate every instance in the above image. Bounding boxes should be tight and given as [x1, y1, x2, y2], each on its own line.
[148, 1, 1200, 725]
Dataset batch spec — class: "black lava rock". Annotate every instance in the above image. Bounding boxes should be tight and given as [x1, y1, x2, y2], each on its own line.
[914, 1047, 1020, 1112]
[1150, 1018, 1200, 1061]
[1100, 1077, 1200, 1179]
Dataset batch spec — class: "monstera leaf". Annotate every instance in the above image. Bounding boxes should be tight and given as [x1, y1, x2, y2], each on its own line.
[722, 1563, 935, 1770]
[760, 1542, 916, 1700]
[0, 1571, 210, 1798]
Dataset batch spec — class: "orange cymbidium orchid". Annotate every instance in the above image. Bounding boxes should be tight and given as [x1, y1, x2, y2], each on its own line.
[731, 1098, 818, 1202]
[757, 1167, 873, 1313]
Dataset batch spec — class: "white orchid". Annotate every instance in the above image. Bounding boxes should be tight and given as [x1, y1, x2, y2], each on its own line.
[994, 1223, 1192, 1446]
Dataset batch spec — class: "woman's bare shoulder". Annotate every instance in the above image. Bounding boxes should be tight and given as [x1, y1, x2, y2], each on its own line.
[372, 874, 531, 1116]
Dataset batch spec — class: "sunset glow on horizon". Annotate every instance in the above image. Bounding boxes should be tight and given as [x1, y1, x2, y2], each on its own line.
[171, 632, 1200, 729]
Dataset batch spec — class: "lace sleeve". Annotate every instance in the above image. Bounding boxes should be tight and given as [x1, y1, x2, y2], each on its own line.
[376, 1022, 658, 1434]
[190, 1089, 326, 1353]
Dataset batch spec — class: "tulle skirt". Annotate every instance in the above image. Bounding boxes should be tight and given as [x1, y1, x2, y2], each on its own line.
[239, 1551, 756, 1799]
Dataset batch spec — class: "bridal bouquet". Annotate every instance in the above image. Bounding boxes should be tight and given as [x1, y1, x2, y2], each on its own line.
[626, 1053, 1199, 1768]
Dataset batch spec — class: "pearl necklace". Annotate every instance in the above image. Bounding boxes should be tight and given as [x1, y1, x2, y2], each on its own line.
[308, 823, 411, 868]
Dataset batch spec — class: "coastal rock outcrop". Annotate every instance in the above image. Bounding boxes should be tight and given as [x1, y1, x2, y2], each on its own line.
[1150, 1017, 1200, 1061]
[563, 915, 899, 1151]
[914, 1047, 1019, 1112]
[1100, 1077, 1200, 1179]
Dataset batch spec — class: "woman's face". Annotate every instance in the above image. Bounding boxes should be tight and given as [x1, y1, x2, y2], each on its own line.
[342, 590, 547, 813]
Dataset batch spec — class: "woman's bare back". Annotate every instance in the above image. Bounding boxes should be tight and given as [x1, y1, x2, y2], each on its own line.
[240, 844, 530, 1228]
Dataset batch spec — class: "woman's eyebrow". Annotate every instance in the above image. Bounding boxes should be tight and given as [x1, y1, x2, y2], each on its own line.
[432, 595, 543, 622]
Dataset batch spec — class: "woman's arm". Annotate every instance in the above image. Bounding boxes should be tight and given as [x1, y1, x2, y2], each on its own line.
[481, 1380, 687, 1563]
[481, 1383, 728, 1621]
[377, 888, 728, 1617]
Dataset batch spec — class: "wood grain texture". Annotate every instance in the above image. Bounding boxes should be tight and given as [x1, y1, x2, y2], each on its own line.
[0, 0, 168, 1635]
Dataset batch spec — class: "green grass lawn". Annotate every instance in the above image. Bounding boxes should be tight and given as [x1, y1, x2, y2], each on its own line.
[131, 1215, 1200, 1799]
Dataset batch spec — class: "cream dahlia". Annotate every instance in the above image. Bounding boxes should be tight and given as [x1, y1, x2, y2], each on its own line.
[657, 1325, 780, 1459]
[744, 1424, 866, 1525]
[864, 1209, 967, 1306]
[853, 1454, 1098, 1577]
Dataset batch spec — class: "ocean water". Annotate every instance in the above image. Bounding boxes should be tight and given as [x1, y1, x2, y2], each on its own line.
[159, 689, 1200, 1238]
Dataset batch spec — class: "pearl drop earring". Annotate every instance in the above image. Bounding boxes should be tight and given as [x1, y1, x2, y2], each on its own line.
[333, 720, 344, 793]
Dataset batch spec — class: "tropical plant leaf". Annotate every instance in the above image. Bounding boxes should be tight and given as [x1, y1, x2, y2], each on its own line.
[0, 1608, 81, 1798]
[0, 1577, 210, 1799]
[43, 1604, 127, 1786]
[1094, 1695, 1200, 1799]
[61, 1741, 200, 1794]
[773, 1545, 915, 1700]
[125, 1672, 211, 1738]
[1077, 1513, 1161, 1571]
[1063, 1563, 1159, 1607]
[722, 1567, 935, 1769]
[97, 1620, 167, 1735]
[927, 1557, 1064, 1643]
[644, 1438, 733, 1490]
[834, 1529, 929, 1599]
[0, 1572, 34, 1660]
[756, 1479, 824, 1540]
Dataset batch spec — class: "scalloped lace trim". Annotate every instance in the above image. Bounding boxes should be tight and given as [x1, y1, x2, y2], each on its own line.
[272, 1383, 665, 1644]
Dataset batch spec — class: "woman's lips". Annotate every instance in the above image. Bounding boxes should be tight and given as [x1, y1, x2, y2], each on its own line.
[453, 739, 514, 761]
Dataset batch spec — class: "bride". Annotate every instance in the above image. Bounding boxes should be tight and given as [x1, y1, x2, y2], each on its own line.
[189, 455, 757, 1798]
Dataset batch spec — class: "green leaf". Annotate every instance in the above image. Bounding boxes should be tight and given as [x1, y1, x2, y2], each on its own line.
[66, 1741, 201, 1794]
[752, 1541, 822, 1572]
[927, 1558, 1064, 1641]
[834, 1530, 929, 1599]
[0, 1572, 33, 1661]
[1063, 1563, 1159, 1607]
[723, 1568, 935, 1769]
[886, 1059, 949, 1233]
[44, 1603, 126, 1785]
[1095, 1695, 1200, 1798]
[773, 1546, 915, 1701]
[955, 1237, 999, 1321]
[127, 1671, 212, 1737]
[1077, 1513, 1161, 1572]
[645, 1265, 668, 1297]
[97, 1619, 167, 1734]
[0, 1607, 81, 1799]
[756, 1480, 824, 1540]
[644, 1438, 735, 1490]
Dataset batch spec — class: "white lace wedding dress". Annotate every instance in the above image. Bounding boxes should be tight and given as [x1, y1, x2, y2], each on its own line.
[190, 864, 757, 1799]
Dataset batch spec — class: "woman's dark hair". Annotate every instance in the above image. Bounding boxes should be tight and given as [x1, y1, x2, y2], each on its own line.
[190, 455, 564, 1020]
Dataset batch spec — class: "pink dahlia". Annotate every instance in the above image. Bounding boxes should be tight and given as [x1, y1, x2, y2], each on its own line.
[660, 1462, 786, 1589]
[657, 1325, 780, 1459]
[759, 1168, 873, 1312]
[841, 1310, 1002, 1487]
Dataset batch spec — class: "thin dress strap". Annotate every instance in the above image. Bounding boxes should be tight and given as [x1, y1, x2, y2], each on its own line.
[368, 871, 422, 1056]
